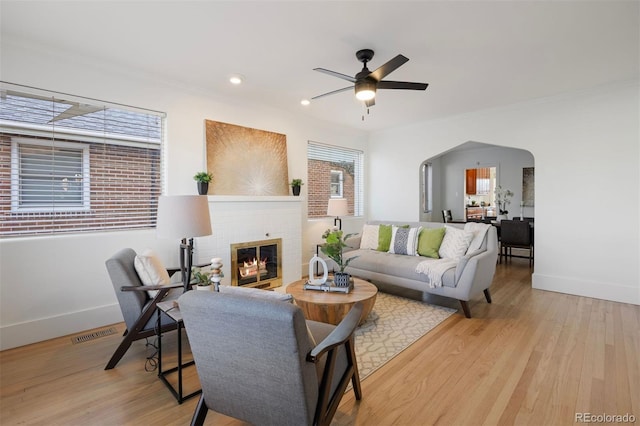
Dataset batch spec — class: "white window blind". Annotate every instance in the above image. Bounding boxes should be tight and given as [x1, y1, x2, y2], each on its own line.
[307, 141, 363, 218]
[0, 83, 165, 237]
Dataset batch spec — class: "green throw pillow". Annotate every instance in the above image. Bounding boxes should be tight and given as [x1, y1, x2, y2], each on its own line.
[417, 227, 446, 258]
[377, 224, 392, 251]
[377, 224, 409, 252]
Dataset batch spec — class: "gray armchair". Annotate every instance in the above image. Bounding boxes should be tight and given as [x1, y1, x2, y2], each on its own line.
[104, 248, 183, 370]
[178, 290, 363, 426]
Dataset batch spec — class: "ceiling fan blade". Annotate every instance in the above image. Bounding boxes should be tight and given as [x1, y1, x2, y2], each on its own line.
[368, 54, 409, 81]
[365, 98, 375, 108]
[311, 86, 354, 100]
[313, 68, 356, 83]
[377, 80, 429, 91]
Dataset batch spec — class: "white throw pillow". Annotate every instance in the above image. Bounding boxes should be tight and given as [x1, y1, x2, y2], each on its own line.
[438, 226, 474, 259]
[389, 226, 422, 256]
[134, 249, 171, 298]
[360, 224, 380, 250]
[464, 222, 491, 253]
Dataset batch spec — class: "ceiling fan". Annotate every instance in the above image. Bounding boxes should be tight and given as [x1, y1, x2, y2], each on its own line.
[312, 49, 428, 108]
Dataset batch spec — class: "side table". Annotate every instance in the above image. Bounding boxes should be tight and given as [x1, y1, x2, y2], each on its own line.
[156, 300, 201, 404]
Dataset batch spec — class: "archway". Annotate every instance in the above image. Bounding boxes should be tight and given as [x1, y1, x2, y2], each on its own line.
[419, 141, 535, 223]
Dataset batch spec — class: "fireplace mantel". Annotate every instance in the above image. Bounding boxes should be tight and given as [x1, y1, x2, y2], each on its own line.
[208, 195, 303, 203]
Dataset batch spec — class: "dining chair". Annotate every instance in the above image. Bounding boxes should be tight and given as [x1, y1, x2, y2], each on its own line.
[442, 209, 453, 223]
[499, 220, 533, 267]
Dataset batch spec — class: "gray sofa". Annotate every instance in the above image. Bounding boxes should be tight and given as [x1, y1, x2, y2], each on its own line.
[338, 220, 499, 318]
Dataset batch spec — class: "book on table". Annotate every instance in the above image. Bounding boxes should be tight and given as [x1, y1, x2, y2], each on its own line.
[303, 278, 354, 293]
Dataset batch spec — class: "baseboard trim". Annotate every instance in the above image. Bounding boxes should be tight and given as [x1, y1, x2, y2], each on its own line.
[532, 273, 640, 306]
[0, 304, 123, 351]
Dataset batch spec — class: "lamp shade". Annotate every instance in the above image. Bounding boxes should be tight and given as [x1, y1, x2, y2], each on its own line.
[156, 195, 212, 239]
[327, 198, 348, 217]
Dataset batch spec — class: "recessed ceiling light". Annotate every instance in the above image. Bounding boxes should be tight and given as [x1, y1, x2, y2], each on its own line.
[300, 99, 310, 106]
[229, 75, 244, 85]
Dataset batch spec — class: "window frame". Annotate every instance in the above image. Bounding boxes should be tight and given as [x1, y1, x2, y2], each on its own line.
[330, 170, 344, 198]
[11, 138, 90, 213]
[421, 161, 433, 214]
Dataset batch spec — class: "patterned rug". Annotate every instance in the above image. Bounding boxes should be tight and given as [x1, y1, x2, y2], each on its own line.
[353, 292, 457, 381]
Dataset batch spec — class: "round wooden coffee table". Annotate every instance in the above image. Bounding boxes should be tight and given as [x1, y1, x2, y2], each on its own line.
[286, 277, 378, 325]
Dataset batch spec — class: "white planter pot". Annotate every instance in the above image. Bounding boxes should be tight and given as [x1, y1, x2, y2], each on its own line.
[195, 285, 214, 291]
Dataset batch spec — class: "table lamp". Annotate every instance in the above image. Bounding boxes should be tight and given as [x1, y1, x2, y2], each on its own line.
[327, 198, 348, 230]
[156, 195, 212, 291]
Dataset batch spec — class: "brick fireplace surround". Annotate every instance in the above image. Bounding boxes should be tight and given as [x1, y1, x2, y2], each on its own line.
[193, 196, 302, 288]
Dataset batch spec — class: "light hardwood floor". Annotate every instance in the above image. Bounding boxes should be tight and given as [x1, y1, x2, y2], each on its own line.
[1, 258, 638, 425]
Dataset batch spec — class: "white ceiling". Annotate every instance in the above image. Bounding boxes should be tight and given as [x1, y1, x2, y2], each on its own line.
[2, 1, 638, 131]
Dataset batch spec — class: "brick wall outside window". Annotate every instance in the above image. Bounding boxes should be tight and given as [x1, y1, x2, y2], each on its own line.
[307, 159, 354, 218]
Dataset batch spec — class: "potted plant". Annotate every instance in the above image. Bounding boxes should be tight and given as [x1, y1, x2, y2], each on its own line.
[320, 228, 358, 287]
[494, 185, 514, 221]
[290, 178, 304, 196]
[194, 171, 213, 195]
[192, 267, 213, 291]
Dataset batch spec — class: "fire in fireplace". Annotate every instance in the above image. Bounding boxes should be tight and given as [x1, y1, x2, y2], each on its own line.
[230, 238, 282, 289]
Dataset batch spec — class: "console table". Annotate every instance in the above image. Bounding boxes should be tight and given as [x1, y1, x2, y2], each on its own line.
[156, 300, 201, 404]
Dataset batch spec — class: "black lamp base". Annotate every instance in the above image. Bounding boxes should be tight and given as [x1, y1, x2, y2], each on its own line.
[179, 237, 194, 292]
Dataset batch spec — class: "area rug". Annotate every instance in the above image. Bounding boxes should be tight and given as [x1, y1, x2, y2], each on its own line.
[353, 292, 457, 381]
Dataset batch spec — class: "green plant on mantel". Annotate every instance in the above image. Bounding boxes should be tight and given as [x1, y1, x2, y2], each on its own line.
[193, 171, 213, 183]
[290, 178, 304, 187]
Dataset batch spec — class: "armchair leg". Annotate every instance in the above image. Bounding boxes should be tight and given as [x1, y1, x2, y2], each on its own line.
[460, 301, 471, 318]
[190, 394, 209, 426]
[346, 338, 362, 400]
[104, 332, 136, 370]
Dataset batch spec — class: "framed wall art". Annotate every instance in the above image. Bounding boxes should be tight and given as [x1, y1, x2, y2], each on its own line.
[205, 120, 289, 196]
[522, 167, 535, 206]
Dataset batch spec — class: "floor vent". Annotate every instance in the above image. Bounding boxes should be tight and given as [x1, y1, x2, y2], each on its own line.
[71, 327, 118, 344]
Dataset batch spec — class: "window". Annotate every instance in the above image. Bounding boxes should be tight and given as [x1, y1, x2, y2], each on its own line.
[330, 170, 343, 198]
[0, 84, 164, 237]
[421, 162, 432, 213]
[307, 141, 363, 218]
[12, 139, 90, 211]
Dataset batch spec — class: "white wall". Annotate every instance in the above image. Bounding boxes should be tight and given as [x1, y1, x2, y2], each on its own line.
[0, 39, 368, 350]
[369, 80, 640, 306]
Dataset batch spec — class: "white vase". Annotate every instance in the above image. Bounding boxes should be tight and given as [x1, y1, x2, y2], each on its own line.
[195, 284, 213, 291]
[497, 214, 508, 223]
[308, 255, 328, 285]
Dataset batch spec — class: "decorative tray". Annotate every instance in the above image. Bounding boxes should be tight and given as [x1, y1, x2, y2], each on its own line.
[303, 278, 354, 294]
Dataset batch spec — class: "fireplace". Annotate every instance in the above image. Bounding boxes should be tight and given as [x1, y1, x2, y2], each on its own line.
[230, 238, 282, 289]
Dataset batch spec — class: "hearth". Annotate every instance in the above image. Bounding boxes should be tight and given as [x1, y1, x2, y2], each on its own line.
[230, 238, 282, 289]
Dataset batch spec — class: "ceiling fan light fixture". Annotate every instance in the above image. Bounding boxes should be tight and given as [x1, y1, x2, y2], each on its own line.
[355, 81, 376, 101]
